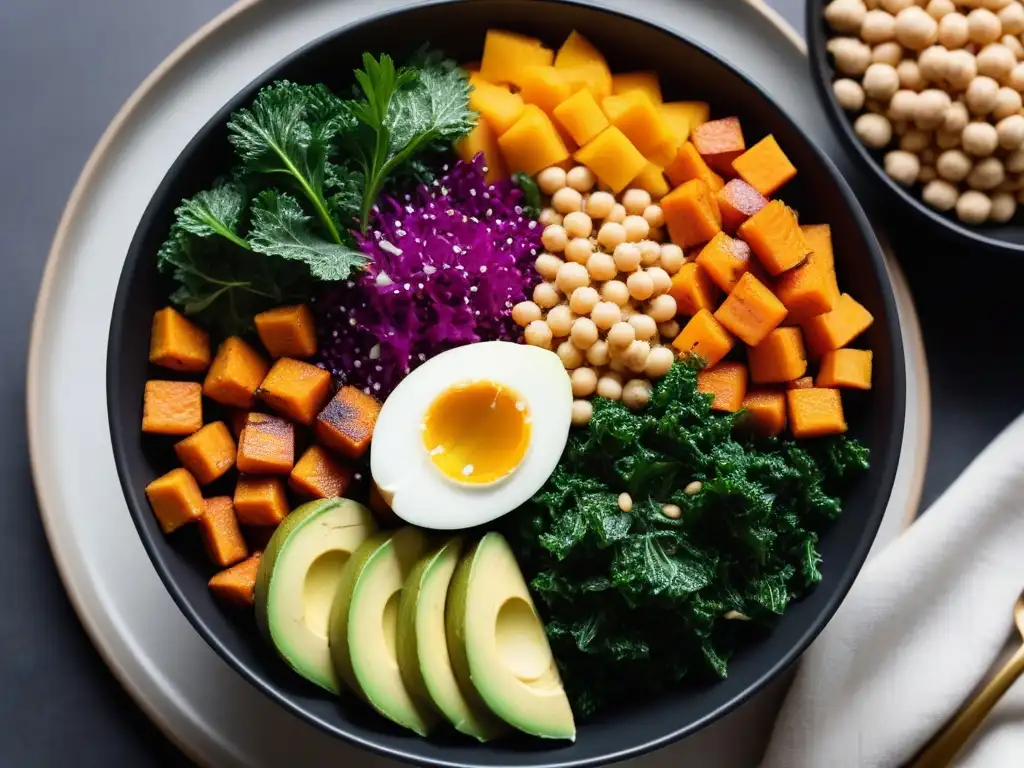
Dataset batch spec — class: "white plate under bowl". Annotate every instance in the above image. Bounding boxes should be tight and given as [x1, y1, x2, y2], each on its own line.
[27, 0, 930, 766]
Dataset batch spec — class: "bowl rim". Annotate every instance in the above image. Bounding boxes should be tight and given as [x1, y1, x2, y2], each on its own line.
[107, 0, 906, 765]
[805, 0, 1024, 254]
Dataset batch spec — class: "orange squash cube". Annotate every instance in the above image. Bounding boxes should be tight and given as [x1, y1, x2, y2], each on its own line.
[747, 327, 808, 383]
[817, 349, 873, 389]
[787, 388, 848, 438]
[611, 71, 663, 103]
[695, 232, 760, 293]
[315, 385, 383, 459]
[499, 105, 571, 176]
[716, 179, 769, 233]
[697, 362, 748, 412]
[520, 66, 573, 115]
[776, 224, 842, 324]
[789, 376, 815, 389]
[554, 31, 612, 100]
[574, 126, 649, 194]
[692, 117, 746, 174]
[254, 304, 317, 359]
[714, 272, 787, 346]
[664, 142, 724, 192]
[289, 445, 354, 500]
[628, 163, 670, 199]
[256, 358, 332, 425]
[233, 476, 289, 526]
[601, 90, 678, 167]
[149, 307, 210, 373]
[662, 101, 710, 134]
[203, 336, 270, 409]
[208, 552, 262, 607]
[803, 294, 875, 357]
[672, 309, 735, 367]
[198, 496, 248, 568]
[662, 179, 723, 248]
[145, 467, 204, 533]
[738, 201, 811, 276]
[469, 80, 525, 135]
[740, 388, 787, 436]
[142, 380, 203, 436]
[480, 29, 554, 88]
[668, 262, 719, 317]
[553, 88, 610, 147]
[732, 135, 797, 196]
[174, 421, 237, 485]
[456, 119, 509, 184]
[236, 412, 294, 475]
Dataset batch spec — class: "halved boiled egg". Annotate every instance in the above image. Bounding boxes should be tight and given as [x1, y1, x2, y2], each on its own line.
[370, 341, 572, 530]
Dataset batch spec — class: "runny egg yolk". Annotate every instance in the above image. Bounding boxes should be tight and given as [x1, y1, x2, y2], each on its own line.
[421, 380, 531, 485]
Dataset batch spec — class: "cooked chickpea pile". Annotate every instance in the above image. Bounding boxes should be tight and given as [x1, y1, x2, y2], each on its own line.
[825, 0, 1024, 223]
[511, 165, 684, 426]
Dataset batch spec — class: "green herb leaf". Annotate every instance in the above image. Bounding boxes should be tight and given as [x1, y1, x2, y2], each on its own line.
[173, 181, 251, 250]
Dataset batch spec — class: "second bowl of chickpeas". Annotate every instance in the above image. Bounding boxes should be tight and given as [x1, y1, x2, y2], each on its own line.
[809, 0, 1024, 251]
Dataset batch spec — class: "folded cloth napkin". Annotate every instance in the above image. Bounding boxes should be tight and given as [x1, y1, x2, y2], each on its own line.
[762, 413, 1024, 768]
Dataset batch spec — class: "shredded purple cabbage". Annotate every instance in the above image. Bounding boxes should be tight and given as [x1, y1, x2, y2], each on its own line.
[314, 155, 542, 398]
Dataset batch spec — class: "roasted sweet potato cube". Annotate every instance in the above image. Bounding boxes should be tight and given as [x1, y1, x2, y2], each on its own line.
[233, 475, 289, 526]
[145, 467, 204, 533]
[662, 179, 723, 248]
[257, 358, 332, 425]
[174, 421, 237, 485]
[236, 413, 294, 475]
[817, 349, 873, 389]
[601, 90, 678, 167]
[500, 105, 571, 176]
[672, 309, 734, 367]
[480, 29, 554, 89]
[470, 80, 525, 135]
[787, 388, 848, 438]
[208, 552, 262, 607]
[776, 224, 841, 324]
[697, 362, 748, 412]
[574, 126, 648, 194]
[199, 496, 248, 568]
[695, 232, 761, 293]
[740, 388, 787, 436]
[254, 304, 318, 359]
[315, 386, 383, 459]
[667, 262, 718, 317]
[520, 65, 574, 115]
[716, 179, 769, 233]
[142, 381, 202, 436]
[664, 142, 724, 191]
[203, 337, 270, 409]
[289, 445, 354, 500]
[714, 272, 788, 347]
[692, 117, 746, 174]
[747, 327, 808, 384]
[731, 135, 797, 197]
[802, 294, 875, 357]
[149, 307, 210, 373]
[738, 201, 811, 276]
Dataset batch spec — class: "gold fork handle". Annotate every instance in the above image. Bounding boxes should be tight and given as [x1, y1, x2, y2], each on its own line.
[910, 643, 1024, 768]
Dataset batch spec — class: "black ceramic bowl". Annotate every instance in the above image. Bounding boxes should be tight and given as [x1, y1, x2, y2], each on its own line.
[807, 0, 1024, 253]
[108, 1, 905, 765]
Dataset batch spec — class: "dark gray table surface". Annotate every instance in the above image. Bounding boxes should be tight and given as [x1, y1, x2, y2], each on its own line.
[2, 0, 1021, 766]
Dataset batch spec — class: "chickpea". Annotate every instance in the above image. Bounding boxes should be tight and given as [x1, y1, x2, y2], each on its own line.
[643, 204, 665, 229]
[562, 211, 593, 240]
[586, 338, 611, 366]
[872, 42, 903, 66]
[644, 346, 675, 378]
[624, 340, 652, 373]
[570, 367, 598, 397]
[564, 237, 593, 265]
[552, 186, 584, 214]
[537, 166, 567, 195]
[945, 49, 978, 89]
[622, 378, 652, 410]
[541, 224, 569, 252]
[963, 120, 1000, 154]
[555, 340, 584, 369]
[998, 1, 1024, 34]
[985, 0, 1014, 10]
[556, 261, 590, 294]
[626, 271, 655, 300]
[524, 319, 553, 348]
[596, 374, 623, 400]
[619, 305, 637, 321]
[834, 78, 867, 110]
[918, 45, 950, 82]
[898, 59, 927, 90]
[997, 114, 1024, 148]
[888, 90, 920, 121]
[659, 243, 686, 274]
[936, 127, 962, 147]
[967, 156, 1006, 188]
[968, 8, 1003, 44]
[586, 251, 618, 282]
[661, 503, 682, 520]
[646, 266, 672, 296]
[591, 301, 621, 329]
[916, 88, 953, 127]
[566, 166, 596, 193]
[977, 42, 1017, 81]
[1010, 62, 1024, 89]
[965, 74, 1000, 113]
[828, 37, 873, 75]
[864, 63, 901, 99]
[899, 128, 930, 154]
[658, 320, 682, 339]
[511, 300, 542, 327]
[533, 281, 561, 308]
[606, 203, 628, 224]
[607, 321, 636, 348]
[571, 399, 593, 427]
[926, 0, 955, 18]
[628, 313, 658, 341]
[884, 150, 922, 185]
[585, 190, 616, 219]
[538, 207, 563, 227]
[956, 189, 994, 220]
[993, 85, 1023, 116]
[535, 253, 563, 280]
[854, 112, 895, 147]
[546, 304, 575, 337]
[601, 280, 631, 306]
[826, 0, 869, 31]
[881, 0, 914, 11]
[613, 242, 642, 272]
[938, 12, 970, 47]
[622, 215, 650, 242]
[944, 100, 970, 131]
[990, 190, 1018, 220]
[621, 188, 652, 216]
[597, 221, 627, 250]
[635, 240, 659, 267]
[862, 9, 897, 42]
[895, 6, 940, 48]
[570, 316, 599, 348]
[646, 294, 679, 323]
[923, 178, 961, 208]
[684, 480, 704, 495]
[1007, 147, 1024, 171]
[1002, 32, 1024, 57]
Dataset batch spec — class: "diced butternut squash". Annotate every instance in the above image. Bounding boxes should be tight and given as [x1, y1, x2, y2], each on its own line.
[554, 31, 612, 100]
[738, 201, 810, 276]
[142, 380, 202, 436]
[498, 105, 570, 176]
[672, 309, 734, 367]
[256, 358, 332, 425]
[802, 293, 875, 357]
[149, 307, 210, 373]
[174, 422, 237, 485]
[289, 445, 354, 500]
[817, 349, 873, 389]
[145, 467, 204, 533]
[574, 126, 648, 193]
[668, 262, 719, 316]
[692, 117, 746, 174]
[254, 304, 317, 359]
[714, 272, 787, 346]
[776, 223, 842, 324]
[315, 385, 382, 459]
[732, 135, 797, 196]
[697, 362, 748, 412]
[787, 388, 848, 438]
[553, 88, 610, 146]
[198, 496, 248, 568]
[601, 90, 678, 167]
[740, 388, 787, 436]
[660, 105, 690, 148]
[611, 71, 662, 103]
[456, 119, 509, 183]
[203, 337, 270, 409]
[479, 29, 554, 88]
[236, 412, 294, 475]
[208, 552, 262, 607]
[233, 476, 289, 526]
[469, 81, 525, 135]
[662, 179, 722, 248]
[789, 376, 815, 389]
[519, 66, 573, 115]
[695, 232, 759, 293]
[747, 327, 808, 383]
[664, 142, 724, 191]
[716, 179, 769, 233]
[629, 163, 670, 199]
[663, 101, 710, 132]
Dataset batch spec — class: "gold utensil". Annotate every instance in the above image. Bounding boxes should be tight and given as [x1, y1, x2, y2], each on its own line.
[910, 591, 1024, 768]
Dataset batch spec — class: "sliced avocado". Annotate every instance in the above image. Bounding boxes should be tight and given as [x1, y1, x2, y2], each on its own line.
[397, 538, 508, 742]
[254, 498, 376, 693]
[446, 533, 576, 741]
[328, 526, 438, 735]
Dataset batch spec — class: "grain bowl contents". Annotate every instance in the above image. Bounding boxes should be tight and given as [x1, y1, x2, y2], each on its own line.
[134, 26, 873, 745]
